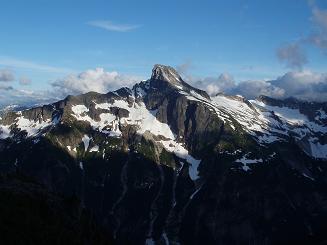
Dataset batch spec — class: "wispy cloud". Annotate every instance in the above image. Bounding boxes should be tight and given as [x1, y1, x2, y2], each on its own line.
[0, 56, 75, 74]
[277, 43, 307, 70]
[87, 20, 141, 32]
[308, 4, 327, 53]
[276, 2, 327, 69]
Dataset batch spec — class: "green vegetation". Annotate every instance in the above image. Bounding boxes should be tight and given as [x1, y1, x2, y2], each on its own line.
[159, 148, 175, 168]
[135, 137, 157, 162]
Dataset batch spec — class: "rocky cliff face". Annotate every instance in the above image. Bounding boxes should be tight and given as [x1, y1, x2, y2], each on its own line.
[0, 65, 327, 245]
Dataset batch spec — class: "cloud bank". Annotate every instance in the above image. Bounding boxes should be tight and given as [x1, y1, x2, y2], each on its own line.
[47, 68, 327, 103]
[1, 66, 327, 109]
[0, 68, 140, 109]
[0, 86, 55, 108]
[50, 68, 140, 97]
[189, 70, 327, 102]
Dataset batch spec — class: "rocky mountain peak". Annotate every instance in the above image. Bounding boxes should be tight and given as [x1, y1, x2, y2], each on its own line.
[1, 64, 327, 245]
[151, 64, 182, 86]
[148, 64, 210, 99]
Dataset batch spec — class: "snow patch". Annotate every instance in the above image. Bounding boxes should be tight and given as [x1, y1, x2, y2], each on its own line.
[82, 135, 90, 151]
[145, 238, 155, 245]
[162, 233, 169, 245]
[0, 124, 11, 139]
[95, 99, 202, 180]
[79, 162, 84, 170]
[235, 154, 263, 171]
[315, 109, 327, 121]
[72, 104, 121, 137]
[89, 145, 99, 152]
[15, 115, 53, 137]
[309, 139, 327, 159]
[190, 185, 203, 199]
[302, 173, 314, 181]
[71, 105, 89, 114]
[135, 86, 147, 97]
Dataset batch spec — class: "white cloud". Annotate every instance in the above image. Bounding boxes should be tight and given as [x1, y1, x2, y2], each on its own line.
[189, 70, 327, 102]
[1, 66, 326, 110]
[87, 20, 141, 32]
[51, 67, 140, 97]
[269, 70, 327, 102]
[232, 80, 285, 99]
[191, 73, 236, 96]
[188, 73, 285, 99]
[0, 69, 15, 82]
[205, 84, 221, 96]
[1, 68, 141, 109]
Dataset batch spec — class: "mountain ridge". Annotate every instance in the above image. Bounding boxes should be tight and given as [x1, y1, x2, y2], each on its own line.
[0, 64, 327, 244]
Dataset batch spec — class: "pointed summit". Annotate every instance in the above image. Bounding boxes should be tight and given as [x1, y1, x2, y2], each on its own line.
[151, 64, 182, 86]
[147, 64, 210, 99]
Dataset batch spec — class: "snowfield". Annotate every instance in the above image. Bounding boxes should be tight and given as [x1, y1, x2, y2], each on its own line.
[72, 98, 202, 180]
[1, 80, 326, 178]
[0, 113, 56, 138]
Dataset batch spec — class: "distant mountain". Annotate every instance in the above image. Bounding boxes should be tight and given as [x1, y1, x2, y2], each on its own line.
[0, 104, 29, 116]
[0, 64, 327, 245]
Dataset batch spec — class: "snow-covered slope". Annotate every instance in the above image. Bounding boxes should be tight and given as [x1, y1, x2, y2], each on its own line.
[0, 64, 326, 162]
[71, 98, 201, 180]
[174, 85, 327, 159]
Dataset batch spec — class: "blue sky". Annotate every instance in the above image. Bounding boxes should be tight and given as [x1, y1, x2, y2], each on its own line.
[0, 0, 327, 106]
